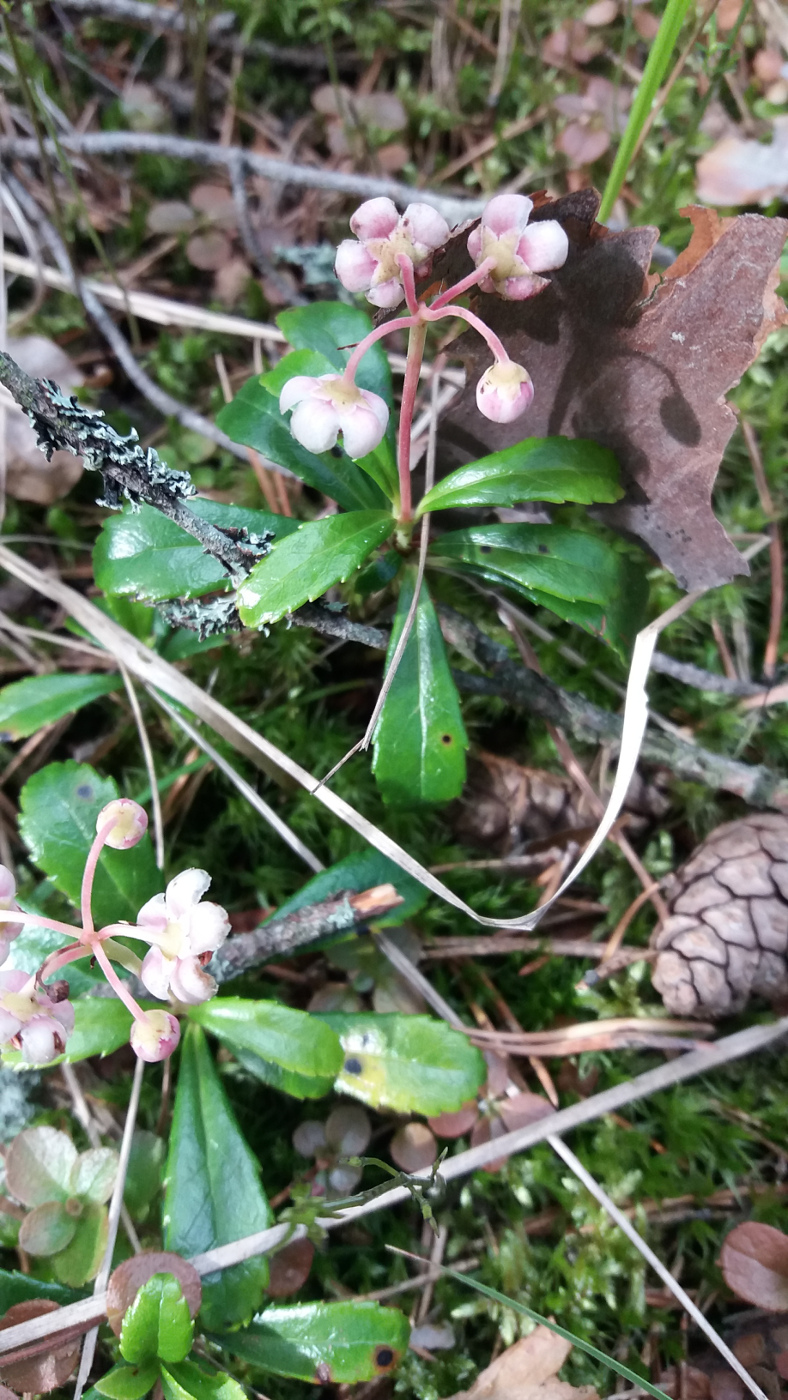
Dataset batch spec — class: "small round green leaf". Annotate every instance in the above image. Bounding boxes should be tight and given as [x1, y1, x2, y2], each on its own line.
[71, 1148, 119, 1205]
[94, 1360, 161, 1400]
[18, 1201, 77, 1257]
[6, 1127, 78, 1207]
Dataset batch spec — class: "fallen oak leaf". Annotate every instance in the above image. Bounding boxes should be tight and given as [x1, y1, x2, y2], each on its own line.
[720, 1222, 788, 1311]
[436, 194, 788, 592]
[453, 1322, 599, 1400]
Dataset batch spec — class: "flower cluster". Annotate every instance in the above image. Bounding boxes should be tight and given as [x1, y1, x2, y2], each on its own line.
[0, 798, 229, 1068]
[278, 191, 569, 491]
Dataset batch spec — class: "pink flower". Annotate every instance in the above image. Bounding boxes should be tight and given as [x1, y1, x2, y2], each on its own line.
[0, 866, 24, 965]
[0, 971, 74, 1064]
[467, 194, 569, 300]
[130, 1009, 181, 1062]
[280, 374, 388, 459]
[335, 197, 450, 308]
[135, 869, 229, 1006]
[476, 360, 534, 422]
[96, 799, 148, 850]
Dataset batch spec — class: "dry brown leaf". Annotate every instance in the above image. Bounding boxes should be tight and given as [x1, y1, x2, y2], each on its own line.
[390, 1122, 438, 1172]
[632, 7, 661, 39]
[583, 0, 618, 25]
[0, 1301, 80, 1393]
[696, 118, 788, 206]
[146, 201, 196, 235]
[454, 1324, 600, 1400]
[106, 1251, 202, 1334]
[186, 231, 234, 271]
[214, 256, 252, 307]
[190, 183, 238, 230]
[437, 195, 788, 590]
[720, 1223, 788, 1311]
[1, 337, 83, 504]
[542, 20, 604, 67]
[266, 1237, 315, 1298]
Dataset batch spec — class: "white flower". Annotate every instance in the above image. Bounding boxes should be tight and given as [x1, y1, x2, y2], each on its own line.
[0, 865, 24, 966]
[96, 799, 148, 849]
[135, 869, 229, 1006]
[279, 374, 388, 459]
[0, 971, 74, 1064]
[476, 360, 534, 423]
[335, 197, 450, 308]
[130, 1010, 181, 1062]
[468, 194, 569, 300]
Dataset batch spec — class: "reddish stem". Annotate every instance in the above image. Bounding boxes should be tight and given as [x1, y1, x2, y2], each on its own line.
[429, 256, 496, 311]
[0, 908, 83, 940]
[92, 939, 149, 1025]
[397, 254, 420, 315]
[80, 818, 117, 940]
[342, 314, 417, 383]
[36, 942, 92, 985]
[424, 303, 509, 363]
[397, 322, 428, 523]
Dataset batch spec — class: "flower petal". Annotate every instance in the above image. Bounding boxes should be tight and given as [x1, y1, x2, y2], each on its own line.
[290, 398, 340, 453]
[166, 868, 212, 921]
[517, 220, 569, 272]
[366, 277, 405, 308]
[482, 193, 533, 237]
[350, 197, 399, 241]
[186, 900, 231, 955]
[0, 866, 16, 905]
[335, 239, 377, 291]
[279, 375, 320, 415]
[476, 361, 534, 423]
[0, 1008, 21, 1042]
[359, 388, 390, 431]
[0, 970, 31, 995]
[169, 957, 217, 1005]
[135, 891, 168, 930]
[339, 401, 388, 459]
[19, 1019, 58, 1065]
[131, 1011, 180, 1063]
[503, 272, 549, 300]
[467, 225, 483, 261]
[401, 203, 450, 252]
[140, 947, 174, 1000]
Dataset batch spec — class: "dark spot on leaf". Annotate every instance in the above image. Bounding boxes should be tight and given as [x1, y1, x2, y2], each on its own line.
[344, 1057, 363, 1075]
[441, 734, 453, 745]
[375, 1348, 395, 1371]
[479, 545, 492, 554]
[538, 544, 549, 554]
[76, 784, 93, 799]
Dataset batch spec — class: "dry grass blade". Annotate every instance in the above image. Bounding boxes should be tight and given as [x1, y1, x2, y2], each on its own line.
[547, 1135, 769, 1400]
[119, 662, 164, 870]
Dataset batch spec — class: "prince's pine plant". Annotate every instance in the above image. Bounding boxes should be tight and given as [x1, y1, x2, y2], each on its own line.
[95, 192, 647, 806]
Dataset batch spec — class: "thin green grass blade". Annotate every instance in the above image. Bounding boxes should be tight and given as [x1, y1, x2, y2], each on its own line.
[599, 0, 694, 222]
[438, 1264, 672, 1400]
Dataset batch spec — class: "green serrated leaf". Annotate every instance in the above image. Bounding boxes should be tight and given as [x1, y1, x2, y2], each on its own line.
[217, 379, 385, 511]
[18, 762, 161, 928]
[120, 1274, 194, 1366]
[93, 501, 298, 603]
[259, 347, 338, 397]
[268, 848, 427, 931]
[277, 302, 393, 408]
[18, 1200, 77, 1256]
[164, 1025, 271, 1330]
[318, 1012, 486, 1114]
[51, 1201, 107, 1286]
[237, 511, 394, 628]
[417, 438, 622, 514]
[187, 999, 342, 1100]
[161, 1360, 246, 1400]
[95, 1360, 161, 1400]
[371, 571, 467, 806]
[0, 1269, 81, 1311]
[0, 673, 122, 741]
[431, 523, 648, 657]
[216, 1301, 410, 1384]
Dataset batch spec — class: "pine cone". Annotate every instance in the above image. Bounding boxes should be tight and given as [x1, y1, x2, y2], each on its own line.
[651, 814, 788, 1018]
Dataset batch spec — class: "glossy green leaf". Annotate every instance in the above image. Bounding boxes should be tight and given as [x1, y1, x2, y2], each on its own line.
[120, 1274, 194, 1366]
[51, 1201, 107, 1286]
[318, 1012, 486, 1114]
[95, 1360, 160, 1400]
[418, 438, 622, 514]
[124, 1131, 166, 1222]
[355, 548, 403, 598]
[269, 847, 428, 931]
[431, 523, 648, 656]
[0, 673, 122, 740]
[18, 1201, 77, 1256]
[217, 1300, 409, 1383]
[0, 1269, 81, 1312]
[187, 999, 342, 1100]
[237, 511, 395, 628]
[19, 762, 161, 928]
[259, 347, 337, 397]
[93, 501, 298, 603]
[278, 302, 393, 408]
[2, 997, 135, 1069]
[161, 1360, 246, 1400]
[217, 378, 385, 511]
[164, 1025, 271, 1330]
[372, 571, 467, 806]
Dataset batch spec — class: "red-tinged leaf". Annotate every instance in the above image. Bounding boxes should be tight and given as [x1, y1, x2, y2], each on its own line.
[0, 1300, 80, 1393]
[436, 194, 788, 591]
[720, 1222, 788, 1310]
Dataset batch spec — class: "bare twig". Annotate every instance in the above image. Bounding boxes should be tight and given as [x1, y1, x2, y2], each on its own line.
[0, 133, 484, 223]
[741, 418, 784, 681]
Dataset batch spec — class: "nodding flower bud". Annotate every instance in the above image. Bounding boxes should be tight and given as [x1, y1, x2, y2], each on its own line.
[0, 971, 74, 1064]
[279, 374, 389, 460]
[476, 360, 535, 423]
[468, 194, 568, 300]
[0, 865, 24, 962]
[130, 1009, 181, 1062]
[335, 197, 450, 308]
[96, 800, 148, 850]
[135, 869, 230, 1008]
